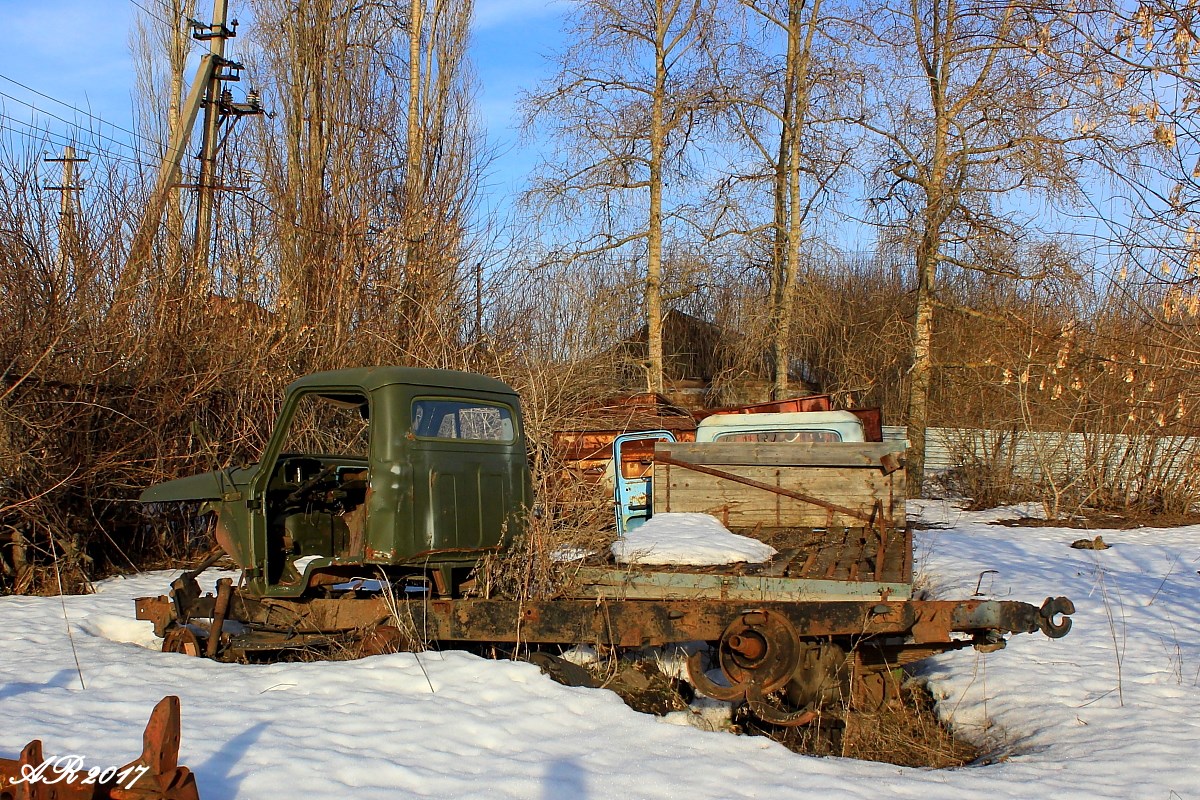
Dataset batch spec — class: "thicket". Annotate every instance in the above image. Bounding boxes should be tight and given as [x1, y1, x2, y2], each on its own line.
[2, 0, 1199, 594]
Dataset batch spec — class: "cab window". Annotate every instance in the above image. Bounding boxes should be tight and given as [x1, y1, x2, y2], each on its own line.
[713, 429, 841, 443]
[281, 392, 370, 457]
[411, 399, 516, 443]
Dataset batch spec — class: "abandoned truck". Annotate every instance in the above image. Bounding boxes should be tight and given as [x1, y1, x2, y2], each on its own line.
[135, 366, 1074, 726]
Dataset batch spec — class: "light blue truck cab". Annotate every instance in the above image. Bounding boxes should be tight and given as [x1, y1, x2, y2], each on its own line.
[695, 410, 867, 444]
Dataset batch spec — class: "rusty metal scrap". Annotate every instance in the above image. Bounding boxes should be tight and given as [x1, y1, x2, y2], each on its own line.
[136, 570, 1073, 726]
[0, 696, 199, 800]
[140, 574, 1075, 652]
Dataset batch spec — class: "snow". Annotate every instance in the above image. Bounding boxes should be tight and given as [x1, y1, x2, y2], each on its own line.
[1, 503, 1198, 798]
[612, 512, 779, 565]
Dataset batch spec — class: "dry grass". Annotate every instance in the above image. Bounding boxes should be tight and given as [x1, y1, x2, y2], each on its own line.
[468, 460, 617, 602]
[739, 680, 981, 768]
[839, 682, 980, 767]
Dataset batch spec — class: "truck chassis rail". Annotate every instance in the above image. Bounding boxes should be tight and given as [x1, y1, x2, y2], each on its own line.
[136, 575, 1073, 726]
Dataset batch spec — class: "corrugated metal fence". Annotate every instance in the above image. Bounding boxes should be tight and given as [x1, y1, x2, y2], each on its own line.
[882, 426, 1200, 484]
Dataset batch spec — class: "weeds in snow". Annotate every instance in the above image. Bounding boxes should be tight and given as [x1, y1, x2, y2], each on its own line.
[1090, 561, 1127, 706]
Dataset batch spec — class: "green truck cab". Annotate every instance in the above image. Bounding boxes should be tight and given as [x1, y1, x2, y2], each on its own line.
[142, 367, 532, 597]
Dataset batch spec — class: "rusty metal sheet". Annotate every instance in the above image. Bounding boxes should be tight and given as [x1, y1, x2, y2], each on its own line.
[0, 696, 199, 800]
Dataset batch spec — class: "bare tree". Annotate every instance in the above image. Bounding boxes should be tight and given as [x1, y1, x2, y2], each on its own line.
[240, 0, 482, 360]
[710, 0, 858, 398]
[1063, 1, 1200, 387]
[130, 0, 198, 323]
[397, 0, 482, 344]
[524, 0, 720, 394]
[854, 0, 1117, 493]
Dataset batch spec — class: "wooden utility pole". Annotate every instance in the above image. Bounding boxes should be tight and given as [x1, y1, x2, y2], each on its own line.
[192, 0, 232, 286]
[117, 0, 259, 314]
[44, 146, 88, 269]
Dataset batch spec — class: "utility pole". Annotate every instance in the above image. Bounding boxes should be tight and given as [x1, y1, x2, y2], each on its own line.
[117, 0, 261, 312]
[192, 0, 232, 287]
[44, 145, 88, 270]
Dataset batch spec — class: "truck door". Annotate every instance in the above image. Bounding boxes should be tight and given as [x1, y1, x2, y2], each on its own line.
[408, 396, 521, 553]
[612, 430, 676, 535]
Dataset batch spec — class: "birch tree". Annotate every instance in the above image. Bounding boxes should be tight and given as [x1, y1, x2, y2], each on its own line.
[713, 0, 857, 398]
[397, 0, 482, 343]
[524, 0, 718, 394]
[856, 0, 1114, 492]
[1073, 2, 1200, 323]
[1066, 0, 1200, 444]
[131, 0, 197, 287]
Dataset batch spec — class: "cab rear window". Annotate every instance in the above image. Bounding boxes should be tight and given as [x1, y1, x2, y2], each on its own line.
[411, 399, 516, 442]
[713, 429, 841, 443]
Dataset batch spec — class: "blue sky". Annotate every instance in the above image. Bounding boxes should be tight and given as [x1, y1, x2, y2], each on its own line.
[0, 0, 566, 205]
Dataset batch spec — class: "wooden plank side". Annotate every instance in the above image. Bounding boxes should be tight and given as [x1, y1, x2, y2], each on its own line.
[657, 441, 906, 469]
[654, 463, 905, 527]
[572, 567, 912, 601]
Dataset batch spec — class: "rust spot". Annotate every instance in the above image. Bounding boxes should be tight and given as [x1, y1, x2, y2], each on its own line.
[343, 485, 371, 560]
[365, 546, 396, 561]
[213, 514, 248, 568]
[911, 605, 954, 644]
[134, 596, 174, 637]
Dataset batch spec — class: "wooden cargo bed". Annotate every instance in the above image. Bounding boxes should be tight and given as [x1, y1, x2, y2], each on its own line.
[572, 439, 916, 602]
[574, 525, 913, 602]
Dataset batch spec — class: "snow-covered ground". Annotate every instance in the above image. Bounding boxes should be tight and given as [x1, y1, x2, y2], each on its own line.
[1, 502, 1198, 799]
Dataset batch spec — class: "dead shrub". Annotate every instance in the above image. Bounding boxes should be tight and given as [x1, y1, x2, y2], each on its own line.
[741, 679, 980, 768]
[469, 456, 616, 602]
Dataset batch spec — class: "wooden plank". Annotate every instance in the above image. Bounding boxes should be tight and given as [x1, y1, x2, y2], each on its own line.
[572, 567, 912, 601]
[654, 462, 905, 527]
[875, 526, 911, 585]
[846, 529, 871, 581]
[657, 441, 906, 470]
[758, 547, 801, 578]
[809, 540, 842, 580]
[655, 455, 877, 524]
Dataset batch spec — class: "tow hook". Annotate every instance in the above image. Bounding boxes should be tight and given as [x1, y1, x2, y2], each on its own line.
[1037, 596, 1075, 638]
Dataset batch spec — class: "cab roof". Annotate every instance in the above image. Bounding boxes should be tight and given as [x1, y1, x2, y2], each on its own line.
[697, 409, 863, 429]
[287, 367, 518, 397]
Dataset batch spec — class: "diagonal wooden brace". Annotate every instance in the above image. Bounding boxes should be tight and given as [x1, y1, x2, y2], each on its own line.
[654, 453, 877, 524]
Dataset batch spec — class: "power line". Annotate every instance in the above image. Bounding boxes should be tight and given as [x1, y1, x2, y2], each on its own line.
[129, 0, 179, 30]
[0, 118, 158, 172]
[128, 0, 205, 53]
[0, 90, 164, 165]
[0, 72, 169, 155]
[2, 116, 356, 242]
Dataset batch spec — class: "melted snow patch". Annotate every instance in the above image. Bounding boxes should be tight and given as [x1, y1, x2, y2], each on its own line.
[612, 513, 777, 566]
